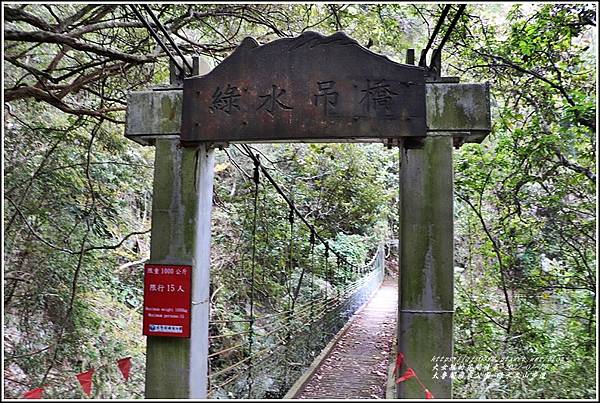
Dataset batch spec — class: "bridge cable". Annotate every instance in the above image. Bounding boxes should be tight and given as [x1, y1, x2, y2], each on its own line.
[206, 243, 385, 396]
[206, 145, 387, 394]
[239, 144, 356, 270]
[284, 200, 296, 388]
[323, 243, 330, 340]
[260, 187, 268, 284]
[307, 228, 316, 353]
[246, 154, 261, 397]
[429, 4, 467, 70]
[142, 5, 193, 73]
[128, 5, 186, 77]
[336, 255, 341, 298]
[418, 4, 452, 67]
[288, 200, 295, 311]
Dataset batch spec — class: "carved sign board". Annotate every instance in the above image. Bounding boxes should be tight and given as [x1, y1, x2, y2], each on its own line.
[181, 32, 426, 145]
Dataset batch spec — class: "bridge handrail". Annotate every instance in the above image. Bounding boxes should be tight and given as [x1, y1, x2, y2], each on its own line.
[207, 240, 389, 398]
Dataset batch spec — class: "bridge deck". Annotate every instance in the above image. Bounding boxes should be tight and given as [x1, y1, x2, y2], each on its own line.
[292, 277, 397, 399]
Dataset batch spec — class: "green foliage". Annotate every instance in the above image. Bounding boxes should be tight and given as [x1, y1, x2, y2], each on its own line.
[4, 101, 152, 398]
[450, 3, 596, 398]
[3, 3, 596, 399]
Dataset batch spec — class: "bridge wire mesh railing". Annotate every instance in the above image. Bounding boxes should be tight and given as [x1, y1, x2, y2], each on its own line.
[207, 146, 387, 398]
[207, 249, 386, 398]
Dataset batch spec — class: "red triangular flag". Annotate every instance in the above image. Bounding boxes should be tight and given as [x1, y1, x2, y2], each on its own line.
[23, 388, 44, 399]
[117, 357, 131, 381]
[393, 352, 404, 375]
[76, 369, 95, 396]
[425, 389, 434, 399]
[396, 367, 416, 384]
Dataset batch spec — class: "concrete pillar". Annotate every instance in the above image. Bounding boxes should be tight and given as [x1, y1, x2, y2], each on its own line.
[190, 144, 214, 398]
[145, 139, 198, 398]
[144, 57, 214, 398]
[145, 140, 215, 398]
[397, 136, 454, 399]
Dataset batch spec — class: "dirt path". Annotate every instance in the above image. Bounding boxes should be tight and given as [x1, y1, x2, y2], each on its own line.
[294, 277, 397, 399]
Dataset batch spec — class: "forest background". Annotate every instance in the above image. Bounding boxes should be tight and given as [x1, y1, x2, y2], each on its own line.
[3, 2, 597, 399]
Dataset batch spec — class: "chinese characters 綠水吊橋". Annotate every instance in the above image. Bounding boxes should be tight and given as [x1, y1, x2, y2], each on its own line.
[313, 81, 338, 115]
[257, 84, 293, 116]
[360, 79, 398, 114]
[209, 84, 241, 114]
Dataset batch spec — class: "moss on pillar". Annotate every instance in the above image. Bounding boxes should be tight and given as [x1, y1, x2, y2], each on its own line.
[397, 136, 454, 399]
[145, 139, 198, 398]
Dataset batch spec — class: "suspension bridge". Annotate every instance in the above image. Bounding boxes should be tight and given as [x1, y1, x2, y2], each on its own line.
[207, 245, 390, 398]
[124, 5, 491, 398]
[202, 143, 393, 398]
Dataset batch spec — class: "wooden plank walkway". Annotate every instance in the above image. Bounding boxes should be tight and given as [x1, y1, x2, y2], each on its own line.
[291, 277, 397, 399]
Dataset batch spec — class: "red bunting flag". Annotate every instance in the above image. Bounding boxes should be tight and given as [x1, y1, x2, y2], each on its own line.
[393, 352, 404, 375]
[425, 389, 434, 399]
[396, 367, 416, 384]
[76, 369, 95, 396]
[22, 388, 44, 399]
[117, 357, 131, 381]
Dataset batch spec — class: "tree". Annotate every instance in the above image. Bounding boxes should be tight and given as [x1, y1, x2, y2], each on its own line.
[447, 3, 596, 398]
[3, 3, 596, 399]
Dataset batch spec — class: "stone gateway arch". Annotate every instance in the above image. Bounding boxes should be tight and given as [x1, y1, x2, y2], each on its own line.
[125, 31, 491, 399]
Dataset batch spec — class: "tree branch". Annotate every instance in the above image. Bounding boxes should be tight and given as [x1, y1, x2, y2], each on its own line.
[84, 229, 151, 253]
[5, 197, 78, 255]
[456, 191, 513, 335]
[4, 29, 156, 64]
[552, 146, 596, 182]
[4, 6, 54, 31]
[4, 85, 124, 123]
